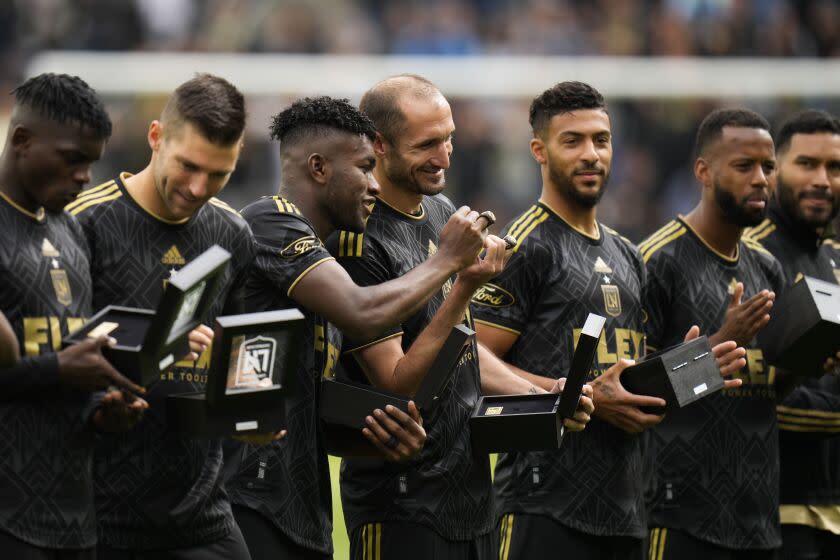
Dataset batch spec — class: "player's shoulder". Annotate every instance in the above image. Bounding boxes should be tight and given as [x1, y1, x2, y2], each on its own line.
[822, 237, 840, 255]
[502, 203, 554, 254]
[639, 219, 688, 264]
[743, 217, 777, 244]
[65, 178, 124, 218]
[241, 196, 313, 236]
[426, 193, 458, 215]
[601, 223, 639, 254]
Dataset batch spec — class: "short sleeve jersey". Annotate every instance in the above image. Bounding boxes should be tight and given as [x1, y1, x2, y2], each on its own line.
[222, 196, 340, 556]
[641, 216, 786, 550]
[745, 206, 840, 507]
[328, 194, 493, 541]
[68, 174, 255, 549]
[471, 201, 648, 538]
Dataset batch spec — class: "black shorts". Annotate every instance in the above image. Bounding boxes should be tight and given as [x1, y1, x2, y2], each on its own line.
[0, 530, 95, 560]
[233, 504, 331, 560]
[349, 521, 495, 560]
[780, 524, 840, 560]
[497, 513, 644, 560]
[648, 527, 778, 560]
[96, 522, 250, 560]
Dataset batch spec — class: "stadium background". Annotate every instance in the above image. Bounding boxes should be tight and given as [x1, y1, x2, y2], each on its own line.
[2, 0, 839, 557]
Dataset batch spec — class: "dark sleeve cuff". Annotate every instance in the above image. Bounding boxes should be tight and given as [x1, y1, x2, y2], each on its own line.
[0, 353, 61, 399]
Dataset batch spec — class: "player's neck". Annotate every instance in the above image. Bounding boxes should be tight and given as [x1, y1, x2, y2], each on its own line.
[0, 161, 40, 213]
[281, 189, 334, 241]
[539, 188, 598, 238]
[123, 166, 180, 223]
[375, 176, 423, 216]
[683, 204, 742, 258]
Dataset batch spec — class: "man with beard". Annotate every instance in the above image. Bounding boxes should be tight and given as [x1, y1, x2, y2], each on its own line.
[225, 96, 493, 560]
[473, 82, 744, 559]
[641, 109, 788, 558]
[330, 75, 595, 559]
[743, 110, 840, 559]
[0, 73, 147, 559]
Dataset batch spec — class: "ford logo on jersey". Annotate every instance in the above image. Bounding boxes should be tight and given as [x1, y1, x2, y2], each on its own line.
[471, 283, 515, 308]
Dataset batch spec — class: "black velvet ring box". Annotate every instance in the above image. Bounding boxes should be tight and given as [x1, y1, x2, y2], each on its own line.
[470, 313, 605, 453]
[621, 335, 723, 413]
[320, 324, 475, 429]
[758, 275, 840, 375]
[63, 245, 232, 386]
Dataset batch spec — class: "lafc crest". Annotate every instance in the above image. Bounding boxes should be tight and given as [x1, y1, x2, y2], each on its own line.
[601, 284, 622, 317]
[43, 238, 72, 306]
[50, 269, 73, 306]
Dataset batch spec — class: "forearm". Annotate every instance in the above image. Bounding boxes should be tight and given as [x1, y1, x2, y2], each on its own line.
[0, 353, 61, 399]
[379, 279, 476, 396]
[341, 253, 458, 339]
[478, 344, 544, 396]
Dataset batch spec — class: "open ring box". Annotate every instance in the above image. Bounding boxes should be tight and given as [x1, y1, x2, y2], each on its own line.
[166, 308, 305, 437]
[319, 323, 475, 455]
[62, 245, 232, 387]
[758, 275, 840, 375]
[470, 313, 605, 453]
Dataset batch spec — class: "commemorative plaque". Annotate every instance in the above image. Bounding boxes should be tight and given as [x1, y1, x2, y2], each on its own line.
[166, 308, 305, 437]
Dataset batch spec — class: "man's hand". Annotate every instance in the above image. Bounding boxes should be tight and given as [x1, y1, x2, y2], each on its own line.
[92, 388, 149, 432]
[184, 324, 214, 361]
[709, 282, 774, 347]
[363, 401, 427, 462]
[455, 235, 508, 291]
[436, 206, 491, 271]
[58, 336, 145, 395]
[683, 325, 744, 389]
[590, 359, 665, 433]
[550, 377, 595, 432]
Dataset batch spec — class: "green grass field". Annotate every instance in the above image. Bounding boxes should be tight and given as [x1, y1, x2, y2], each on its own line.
[328, 454, 498, 559]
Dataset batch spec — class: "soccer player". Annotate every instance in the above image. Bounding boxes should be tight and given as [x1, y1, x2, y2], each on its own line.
[473, 82, 744, 560]
[330, 75, 595, 560]
[67, 74, 255, 559]
[0, 73, 146, 559]
[744, 110, 840, 559]
[225, 96, 493, 560]
[641, 109, 788, 559]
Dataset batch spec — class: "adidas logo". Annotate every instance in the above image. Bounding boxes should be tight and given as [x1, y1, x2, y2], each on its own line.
[161, 245, 186, 266]
[42, 238, 60, 257]
[593, 256, 612, 274]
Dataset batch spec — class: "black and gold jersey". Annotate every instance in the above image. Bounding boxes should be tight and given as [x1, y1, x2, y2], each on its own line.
[642, 216, 785, 550]
[471, 201, 648, 539]
[222, 196, 340, 555]
[328, 194, 493, 541]
[745, 204, 840, 508]
[0, 193, 95, 548]
[68, 174, 255, 549]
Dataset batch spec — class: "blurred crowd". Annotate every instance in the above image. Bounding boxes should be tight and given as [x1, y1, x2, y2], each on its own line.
[1, 0, 838, 240]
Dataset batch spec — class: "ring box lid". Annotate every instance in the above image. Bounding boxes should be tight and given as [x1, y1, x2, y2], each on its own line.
[556, 313, 605, 418]
[622, 335, 722, 412]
